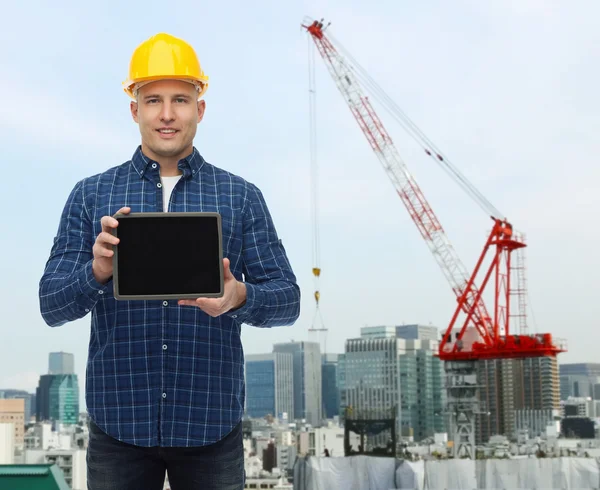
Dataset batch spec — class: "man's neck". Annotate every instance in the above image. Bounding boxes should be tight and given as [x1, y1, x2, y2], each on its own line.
[141, 145, 189, 176]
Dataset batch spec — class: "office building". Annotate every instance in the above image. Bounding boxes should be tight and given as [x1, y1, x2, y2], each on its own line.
[562, 396, 595, 418]
[560, 363, 600, 377]
[36, 374, 79, 425]
[359, 326, 397, 339]
[360, 325, 439, 342]
[477, 356, 560, 444]
[559, 363, 600, 401]
[273, 341, 322, 426]
[395, 324, 439, 342]
[49, 352, 75, 375]
[342, 327, 445, 442]
[0, 390, 35, 423]
[0, 399, 25, 449]
[0, 423, 15, 464]
[322, 354, 340, 419]
[245, 353, 293, 419]
[337, 354, 346, 416]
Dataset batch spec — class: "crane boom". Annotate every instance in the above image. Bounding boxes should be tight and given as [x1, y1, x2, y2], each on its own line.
[304, 19, 564, 361]
[304, 20, 493, 345]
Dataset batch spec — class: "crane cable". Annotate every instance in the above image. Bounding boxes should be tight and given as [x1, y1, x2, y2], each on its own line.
[313, 25, 540, 338]
[308, 34, 327, 335]
[326, 32, 504, 221]
[326, 34, 541, 333]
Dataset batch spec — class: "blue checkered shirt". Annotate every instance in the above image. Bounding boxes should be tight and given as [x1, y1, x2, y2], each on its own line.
[39, 146, 300, 447]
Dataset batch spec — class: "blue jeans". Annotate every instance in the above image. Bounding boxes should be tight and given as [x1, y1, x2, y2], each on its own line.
[87, 419, 245, 490]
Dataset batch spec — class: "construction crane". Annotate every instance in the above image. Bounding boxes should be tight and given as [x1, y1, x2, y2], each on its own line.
[302, 17, 566, 457]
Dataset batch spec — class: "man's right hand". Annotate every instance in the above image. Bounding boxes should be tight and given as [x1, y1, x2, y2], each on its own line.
[92, 207, 131, 284]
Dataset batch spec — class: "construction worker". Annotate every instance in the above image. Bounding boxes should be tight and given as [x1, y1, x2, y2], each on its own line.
[39, 33, 300, 490]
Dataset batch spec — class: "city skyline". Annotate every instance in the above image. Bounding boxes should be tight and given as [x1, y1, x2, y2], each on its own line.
[1, 1, 599, 410]
[2, 329, 600, 412]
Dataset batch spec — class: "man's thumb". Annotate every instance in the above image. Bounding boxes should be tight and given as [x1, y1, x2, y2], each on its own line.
[223, 258, 233, 279]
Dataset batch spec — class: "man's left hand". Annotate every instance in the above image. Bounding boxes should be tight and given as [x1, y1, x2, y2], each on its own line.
[178, 258, 247, 316]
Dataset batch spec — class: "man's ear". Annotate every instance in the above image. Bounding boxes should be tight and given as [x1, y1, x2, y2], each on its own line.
[197, 99, 206, 123]
[131, 101, 139, 123]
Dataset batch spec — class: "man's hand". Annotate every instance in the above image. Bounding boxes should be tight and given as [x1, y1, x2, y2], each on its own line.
[178, 258, 247, 316]
[92, 207, 131, 284]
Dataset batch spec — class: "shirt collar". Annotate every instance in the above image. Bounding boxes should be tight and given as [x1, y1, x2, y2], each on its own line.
[130, 145, 205, 179]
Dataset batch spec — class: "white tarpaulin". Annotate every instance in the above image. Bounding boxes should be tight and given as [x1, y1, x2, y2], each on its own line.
[294, 455, 396, 490]
[480, 457, 600, 490]
[395, 460, 424, 489]
[294, 456, 600, 489]
[423, 459, 477, 490]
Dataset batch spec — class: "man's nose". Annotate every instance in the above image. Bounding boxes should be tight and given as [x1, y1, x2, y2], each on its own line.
[160, 102, 174, 121]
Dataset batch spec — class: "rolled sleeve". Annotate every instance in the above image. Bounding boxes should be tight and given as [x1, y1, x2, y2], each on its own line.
[76, 259, 111, 307]
[227, 183, 300, 328]
[39, 179, 102, 327]
[226, 283, 265, 324]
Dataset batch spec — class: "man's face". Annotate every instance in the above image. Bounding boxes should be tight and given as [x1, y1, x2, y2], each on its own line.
[130, 79, 205, 162]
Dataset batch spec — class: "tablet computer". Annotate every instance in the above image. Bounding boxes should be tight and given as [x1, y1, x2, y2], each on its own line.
[111, 212, 224, 301]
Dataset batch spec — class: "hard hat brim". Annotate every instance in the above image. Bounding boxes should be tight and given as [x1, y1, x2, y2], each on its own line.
[123, 75, 209, 100]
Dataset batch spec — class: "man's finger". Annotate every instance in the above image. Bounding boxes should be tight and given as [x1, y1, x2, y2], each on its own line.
[101, 215, 119, 231]
[223, 258, 234, 280]
[178, 299, 204, 307]
[97, 232, 120, 246]
[195, 298, 217, 308]
[94, 246, 114, 258]
[100, 208, 131, 232]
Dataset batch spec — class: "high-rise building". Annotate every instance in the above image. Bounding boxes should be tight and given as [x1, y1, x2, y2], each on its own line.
[0, 399, 25, 448]
[395, 324, 439, 342]
[273, 341, 322, 426]
[0, 390, 35, 423]
[559, 363, 600, 401]
[337, 354, 346, 416]
[48, 352, 75, 375]
[36, 374, 79, 425]
[342, 327, 445, 442]
[245, 353, 294, 420]
[477, 356, 560, 444]
[321, 354, 340, 419]
[359, 326, 397, 339]
[559, 363, 600, 377]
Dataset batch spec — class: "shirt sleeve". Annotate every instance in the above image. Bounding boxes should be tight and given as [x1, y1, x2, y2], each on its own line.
[39, 180, 110, 327]
[225, 183, 301, 327]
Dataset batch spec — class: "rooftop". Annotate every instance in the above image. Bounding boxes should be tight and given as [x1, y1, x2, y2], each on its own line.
[0, 464, 70, 490]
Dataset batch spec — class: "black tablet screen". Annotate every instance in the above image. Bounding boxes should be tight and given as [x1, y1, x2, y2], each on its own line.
[115, 214, 221, 297]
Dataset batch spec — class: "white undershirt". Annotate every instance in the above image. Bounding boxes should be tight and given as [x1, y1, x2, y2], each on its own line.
[161, 175, 182, 212]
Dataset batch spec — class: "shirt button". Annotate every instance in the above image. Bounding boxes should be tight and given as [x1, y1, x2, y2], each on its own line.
[162, 393, 167, 399]
[232, 315, 237, 318]
[163, 344, 168, 350]
[85, 309, 90, 313]
[157, 183, 162, 188]
[152, 163, 158, 169]
[162, 301, 168, 307]
[98, 290, 104, 295]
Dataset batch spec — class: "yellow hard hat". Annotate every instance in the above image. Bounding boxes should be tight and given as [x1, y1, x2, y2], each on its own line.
[123, 32, 209, 100]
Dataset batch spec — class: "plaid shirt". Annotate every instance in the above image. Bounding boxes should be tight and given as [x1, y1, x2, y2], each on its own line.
[39, 146, 300, 447]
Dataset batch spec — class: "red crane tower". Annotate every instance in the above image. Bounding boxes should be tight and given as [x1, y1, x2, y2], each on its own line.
[303, 17, 566, 457]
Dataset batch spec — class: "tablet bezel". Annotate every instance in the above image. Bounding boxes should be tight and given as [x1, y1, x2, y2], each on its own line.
[110, 211, 224, 301]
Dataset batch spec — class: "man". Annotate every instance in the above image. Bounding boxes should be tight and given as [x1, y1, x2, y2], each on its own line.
[39, 32, 300, 490]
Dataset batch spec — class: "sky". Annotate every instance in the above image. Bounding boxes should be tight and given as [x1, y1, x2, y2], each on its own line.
[0, 0, 598, 410]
